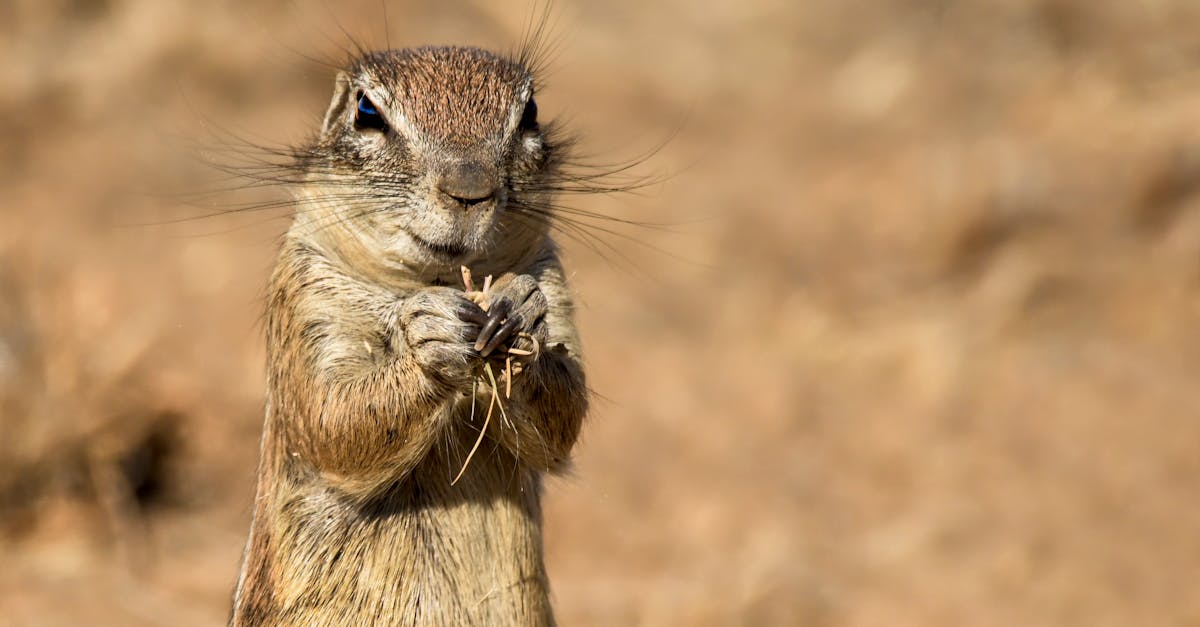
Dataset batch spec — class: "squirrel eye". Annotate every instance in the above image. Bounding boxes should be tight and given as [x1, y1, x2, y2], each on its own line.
[354, 91, 387, 132]
[519, 97, 538, 131]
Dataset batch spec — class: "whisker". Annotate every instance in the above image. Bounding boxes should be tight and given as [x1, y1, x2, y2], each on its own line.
[503, 209, 659, 284]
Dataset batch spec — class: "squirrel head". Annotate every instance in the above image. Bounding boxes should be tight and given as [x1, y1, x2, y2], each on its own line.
[293, 46, 558, 282]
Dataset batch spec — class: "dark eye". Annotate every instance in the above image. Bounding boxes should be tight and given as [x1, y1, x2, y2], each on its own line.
[354, 91, 387, 132]
[519, 97, 538, 131]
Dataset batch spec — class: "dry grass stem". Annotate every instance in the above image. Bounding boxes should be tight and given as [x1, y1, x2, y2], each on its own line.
[451, 266, 527, 485]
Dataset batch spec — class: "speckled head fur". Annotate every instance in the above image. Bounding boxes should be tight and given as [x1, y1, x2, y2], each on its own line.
[294, 45, 560, 284]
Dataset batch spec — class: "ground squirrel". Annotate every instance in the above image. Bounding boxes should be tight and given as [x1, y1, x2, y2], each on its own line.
[230, 45, 590, 626]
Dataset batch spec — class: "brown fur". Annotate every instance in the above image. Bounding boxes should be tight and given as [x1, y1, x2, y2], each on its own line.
[230, 46, 588, 626]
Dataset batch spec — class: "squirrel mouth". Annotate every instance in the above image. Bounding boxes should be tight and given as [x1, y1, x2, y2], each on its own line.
[407, 231, 469, 259]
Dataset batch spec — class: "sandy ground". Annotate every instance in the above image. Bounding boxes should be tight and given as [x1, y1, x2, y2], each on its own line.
[2, 1, 1200, 625]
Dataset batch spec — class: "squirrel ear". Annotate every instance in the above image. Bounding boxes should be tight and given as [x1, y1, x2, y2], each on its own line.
[320, 72, 354, 135]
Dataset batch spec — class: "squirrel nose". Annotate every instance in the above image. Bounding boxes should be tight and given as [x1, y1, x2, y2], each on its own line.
[437, 162, 497, 207]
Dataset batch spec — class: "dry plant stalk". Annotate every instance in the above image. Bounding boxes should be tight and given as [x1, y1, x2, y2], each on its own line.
[451, 266, 536, 485]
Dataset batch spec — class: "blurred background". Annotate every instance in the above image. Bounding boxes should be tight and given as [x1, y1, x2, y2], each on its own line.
[3, 0, 1200, 625]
